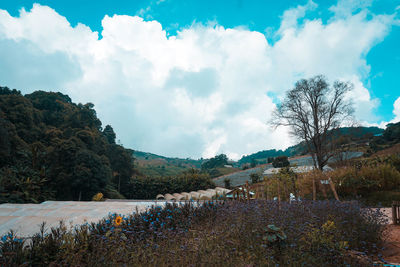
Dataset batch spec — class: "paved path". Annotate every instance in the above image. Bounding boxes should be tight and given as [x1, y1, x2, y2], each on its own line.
[0, 200, 170, 237]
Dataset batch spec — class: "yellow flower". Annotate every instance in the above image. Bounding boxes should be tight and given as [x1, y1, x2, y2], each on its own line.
[115, 216, 122, 226]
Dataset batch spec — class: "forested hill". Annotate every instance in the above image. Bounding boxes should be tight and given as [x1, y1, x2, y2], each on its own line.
[0, 87, 135, 203]
[133, 150, 203, 178]
[238, 126, 384, 166]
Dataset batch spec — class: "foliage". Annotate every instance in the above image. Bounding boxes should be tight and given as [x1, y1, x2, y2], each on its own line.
[224, 178, 231, 189]
[272, 155, 290, 168]
[92, 192, 104, 201]
[331, 164, 400, 199]
[264, 167, 298, 201]
[250, 173, 261, 184]
[0, 87, 136, 202]
[383, 122, 400, 142]
[134, 150, 203, 178]
[102, 125, 116, 144]
[201, 154, 228, 170]
[127, 169, 215, 199]
[295, 155, 400, 204]
[263, 224, 287, 243]
[0, 201, 386, 266]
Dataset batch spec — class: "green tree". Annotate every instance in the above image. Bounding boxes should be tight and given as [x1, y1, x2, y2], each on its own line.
[103, 125, 116, 144]
[250, 173, 261, 184]
[201, 154, 228, 170]
[272, 156, 290, 168]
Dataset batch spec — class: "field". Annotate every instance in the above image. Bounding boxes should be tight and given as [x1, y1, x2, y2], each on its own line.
[0, 200, 387, 266]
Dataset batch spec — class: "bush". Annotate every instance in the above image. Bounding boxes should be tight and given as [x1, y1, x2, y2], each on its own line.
[224, 178, 231, 189]
[331, 164, 400, 197]
[92, 192, 104, 201]
[126, 170, 215, 199]
[250, 173, 261, 184]
[104, 185, 125, 199]
[272, 156, 290, 168]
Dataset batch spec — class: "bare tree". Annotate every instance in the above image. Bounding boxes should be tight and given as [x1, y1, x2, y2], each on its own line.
[270, 75, 354, 170]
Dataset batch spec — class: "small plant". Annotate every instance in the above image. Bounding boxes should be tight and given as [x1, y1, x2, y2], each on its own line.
[250, 173, 261, 184]
[224, 178, 231, 189]
[92, 192, 104, 201]
[262, 224, 287, 243]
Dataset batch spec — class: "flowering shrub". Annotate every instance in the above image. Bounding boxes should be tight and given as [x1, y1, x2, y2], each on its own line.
[0, 200, 386, 266]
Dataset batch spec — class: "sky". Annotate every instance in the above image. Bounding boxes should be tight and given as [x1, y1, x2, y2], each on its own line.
[0, 0, 399, 160]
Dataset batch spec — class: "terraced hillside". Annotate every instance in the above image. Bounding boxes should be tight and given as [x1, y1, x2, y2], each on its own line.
[213, 152, 364, 187]
[134, 151, 203, 177]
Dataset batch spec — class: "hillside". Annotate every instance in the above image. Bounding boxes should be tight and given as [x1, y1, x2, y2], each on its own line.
[133, 126, 387, 178]
[238, 126, 384, 167]
[134, 150, 203, 177]
[0, 87, 136, 202]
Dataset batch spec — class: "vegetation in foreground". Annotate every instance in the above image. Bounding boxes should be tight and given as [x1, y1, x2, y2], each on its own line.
[0, 200, 387, 266]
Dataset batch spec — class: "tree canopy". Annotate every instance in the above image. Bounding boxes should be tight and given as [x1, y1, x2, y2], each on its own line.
[201, 154, 228, 170]
[0, 87, 135, 202]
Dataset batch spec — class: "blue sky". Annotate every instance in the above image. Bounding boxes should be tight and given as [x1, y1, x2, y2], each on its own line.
[0, 0, 399, 159]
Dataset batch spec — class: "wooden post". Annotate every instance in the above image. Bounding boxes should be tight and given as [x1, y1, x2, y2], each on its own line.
[241, 187, 246, 201]
[277, 179, 281, 203]
[283, 180, 288, 202]
[393, 201, 400, 225]
[245, 181, 251, 200]
[393, 203, 397, 225]
[312, 176, 316, 201]
[260, 184, 265, 199]
[328, 178, 340, 201]
[320, 182, 328, 199]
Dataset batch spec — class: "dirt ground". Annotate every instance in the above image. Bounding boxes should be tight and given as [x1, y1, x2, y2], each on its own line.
[381, 224, 400, 264]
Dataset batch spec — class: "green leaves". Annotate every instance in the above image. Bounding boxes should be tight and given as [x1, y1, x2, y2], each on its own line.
[262, 224, 287, 244]
[0, 89, 137, 203]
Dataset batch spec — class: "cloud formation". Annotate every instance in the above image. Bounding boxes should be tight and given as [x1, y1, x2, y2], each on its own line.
[0, 2, 398, 159]
[393, 97, 400, 123]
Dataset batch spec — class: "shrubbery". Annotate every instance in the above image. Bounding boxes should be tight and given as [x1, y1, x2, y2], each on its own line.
[0, 200, 387, 266]
[294, 155, 400, 205]
[126, 169, 215, 199]
[332, 164, 400, 196]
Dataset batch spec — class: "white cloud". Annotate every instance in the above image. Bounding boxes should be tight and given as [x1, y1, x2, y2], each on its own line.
[0, 2, 398, 159]
[368, 97, 400, 129]
[329, 0, 373, 18]
[393, 97, 400, 123]
[278, 0, 318, 34]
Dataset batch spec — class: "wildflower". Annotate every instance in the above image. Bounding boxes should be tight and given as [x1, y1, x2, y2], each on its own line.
[115, 216, 123, 226]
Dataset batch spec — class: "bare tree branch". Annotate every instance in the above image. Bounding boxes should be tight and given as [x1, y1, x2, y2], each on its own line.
[269, 75, 354, 170]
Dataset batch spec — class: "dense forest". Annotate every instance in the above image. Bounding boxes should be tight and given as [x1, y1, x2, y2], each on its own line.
[0, 87, 214, 203]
